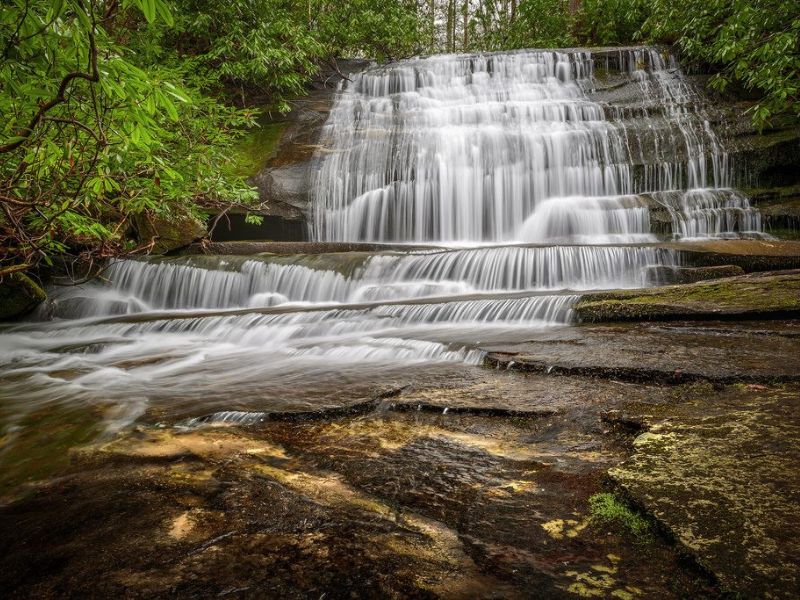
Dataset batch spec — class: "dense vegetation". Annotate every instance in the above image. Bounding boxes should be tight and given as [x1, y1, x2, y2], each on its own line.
[0, 0, 429, 277]
[1, 0, 797, 278]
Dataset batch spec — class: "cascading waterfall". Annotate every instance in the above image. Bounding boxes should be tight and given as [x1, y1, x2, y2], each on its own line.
[313, 47, 760, 243]
[42, 245, 671, 319]
[0, 46, 766, 432]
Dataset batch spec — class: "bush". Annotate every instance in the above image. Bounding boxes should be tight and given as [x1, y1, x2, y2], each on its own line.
[642, 0, 800, 128]
[574, 0, 647, 46]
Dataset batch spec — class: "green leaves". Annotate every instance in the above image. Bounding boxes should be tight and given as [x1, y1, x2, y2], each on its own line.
[124, 0, 173, 25]
[641, 0, 800, 128]
[1, 0, 259, 274]
[244, 213, 264, 226]
[574, 0, 647, 46]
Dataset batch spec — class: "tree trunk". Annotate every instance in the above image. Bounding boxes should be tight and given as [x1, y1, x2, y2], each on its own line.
[430, 0, 436, 50]
[462, 0, 469, 50]
[446, 0, 453, 52]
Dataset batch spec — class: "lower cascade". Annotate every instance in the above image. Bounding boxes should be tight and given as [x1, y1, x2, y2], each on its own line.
[0, 46, 766, 430]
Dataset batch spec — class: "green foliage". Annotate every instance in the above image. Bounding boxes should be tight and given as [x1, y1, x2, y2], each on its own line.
[0, 0, 434, 275]
[244, 213, 264, 226]
[642, 0, 800, 128]
[574, 0, 647, 46]
[500, 0, 575, 50]
[143, 1, 428, 109]
[2, 0, 796, 276]
[467, 0, 574, 51]
[152, 1, 323, 112]
[0, 0, 258, 274]
[588, 493, 653, 540]
[312, 0, 430, 62]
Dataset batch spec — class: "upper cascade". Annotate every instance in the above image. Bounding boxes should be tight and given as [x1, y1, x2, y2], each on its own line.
[312, 47, 762, 244]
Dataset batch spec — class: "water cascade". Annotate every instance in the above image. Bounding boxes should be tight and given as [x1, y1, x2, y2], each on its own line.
[313, 47, 760, 243]
[0, 47, 765, 431]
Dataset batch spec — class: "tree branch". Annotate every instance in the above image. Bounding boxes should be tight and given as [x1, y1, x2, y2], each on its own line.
[0, 7, 100, 154]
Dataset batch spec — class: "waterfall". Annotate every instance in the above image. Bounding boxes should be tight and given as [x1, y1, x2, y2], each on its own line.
[42, 245, 671, 319]
[313, 47, 760, 243]
[0, 47, 766, 425]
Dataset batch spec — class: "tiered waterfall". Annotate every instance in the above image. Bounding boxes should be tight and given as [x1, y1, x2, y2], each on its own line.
[0, 47, 764, 427]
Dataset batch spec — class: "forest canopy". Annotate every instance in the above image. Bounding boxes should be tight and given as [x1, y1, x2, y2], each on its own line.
[1, 0, 798, 277]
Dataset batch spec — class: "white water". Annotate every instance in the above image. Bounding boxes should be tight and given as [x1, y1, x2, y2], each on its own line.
[313, 47, 758, 243]
[0, 47, 765, 436]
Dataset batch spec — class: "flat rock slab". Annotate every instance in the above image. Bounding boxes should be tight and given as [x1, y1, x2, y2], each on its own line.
[484, 320, 800, 383]
[665, 240, 800, 257]
[610, 384, 800, 598]
[575, 270, 800, 322]
[0, 387, 716, 599]
[665, 240, 800, 271]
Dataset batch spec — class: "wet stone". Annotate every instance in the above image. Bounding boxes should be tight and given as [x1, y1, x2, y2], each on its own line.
[484, 320, 800, 384]
[609, 383, 800, 597]
[575, 270, 800, 323]
[0, 371, 719, 599]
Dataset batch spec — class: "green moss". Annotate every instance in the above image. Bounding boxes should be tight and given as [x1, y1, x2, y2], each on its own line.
[589, 493, 653, 541]
[136, 214, 207, 254]
[741, 183, 800, 200]
[740, 126, 800, 150]
[576, 272, 800, 322]
[232, 117, 287, 177]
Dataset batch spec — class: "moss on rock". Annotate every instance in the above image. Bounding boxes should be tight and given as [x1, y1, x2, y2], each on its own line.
[608, 384, 800, 597]
[588, 493, 653, 541]
[135, 214, 207, 254]
[576, 271, 800, 322]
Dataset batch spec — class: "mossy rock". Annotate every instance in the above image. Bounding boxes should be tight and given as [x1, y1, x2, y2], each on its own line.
[666, 239, 800, 272]
[576, 270, 800, 322]
[0, 273, 46, 320]
[135, 214, 207, 254]
[646, 264, 745, 285]
[608, 384, 800, 596]
[733, 127, 800, 188]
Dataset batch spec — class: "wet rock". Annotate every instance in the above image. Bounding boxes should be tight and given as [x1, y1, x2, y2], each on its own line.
[645, 264, 745, 285]
[600, 411, 647, 434]
[575, 270, 800, 322]
[731, 125, 800, 189]
[609, 384, 800, 597]
[484, 320, 800, 383]
[663, 239, 800, 272]
[0, 273, 46, 320]
[744, 184, 800, 239]
[246, 60, 371, 236]
[134, 213, 207, 254]
[0, 372, 718, 598]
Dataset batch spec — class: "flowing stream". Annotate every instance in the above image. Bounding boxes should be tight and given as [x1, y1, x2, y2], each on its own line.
[0, 47, 764, 443]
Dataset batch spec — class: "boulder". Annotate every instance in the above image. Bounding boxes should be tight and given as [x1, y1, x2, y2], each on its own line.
[575, 269, 800, 322]
[0, 273, 46, 320]
[135, 214, 207, 254]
